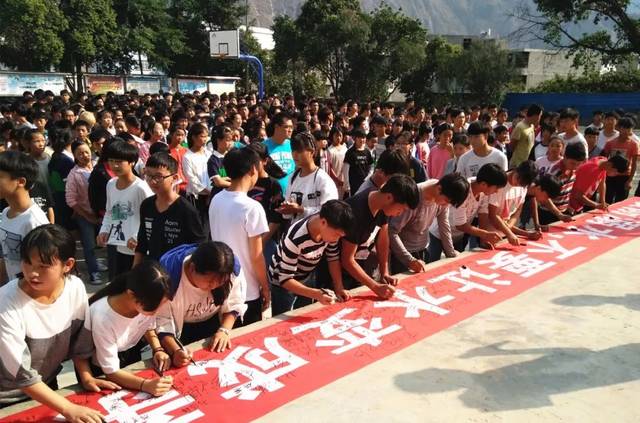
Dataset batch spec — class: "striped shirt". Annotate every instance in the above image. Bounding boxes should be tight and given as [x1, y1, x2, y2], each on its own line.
[269, 215, 340, 286]
[543, 161, 575, 213]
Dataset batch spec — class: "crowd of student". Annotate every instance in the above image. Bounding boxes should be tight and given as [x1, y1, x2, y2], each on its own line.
[0, 89, 636, 421]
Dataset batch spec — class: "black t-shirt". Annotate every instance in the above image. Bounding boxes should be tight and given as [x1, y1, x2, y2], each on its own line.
[249, 176, 284, 225]
[136, 196, 207, 260]
[344, 187, 387, 246]
[344, 147, 373, 194]
[0, 181, 54, 216]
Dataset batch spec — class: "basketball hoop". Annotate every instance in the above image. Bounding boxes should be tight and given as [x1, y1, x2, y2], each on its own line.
[210, 31, 239, 59]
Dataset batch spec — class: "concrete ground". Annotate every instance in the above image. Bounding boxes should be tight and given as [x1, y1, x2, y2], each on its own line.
[256, 238, 640, 422]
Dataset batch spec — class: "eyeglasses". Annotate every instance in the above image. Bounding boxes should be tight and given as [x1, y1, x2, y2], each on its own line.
[145, 173, 175, 184]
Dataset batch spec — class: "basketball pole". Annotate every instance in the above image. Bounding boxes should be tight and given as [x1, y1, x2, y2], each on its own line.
[238, 54, 265, 100]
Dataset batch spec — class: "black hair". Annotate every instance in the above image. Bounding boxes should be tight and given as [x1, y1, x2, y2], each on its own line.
[452, 133, 470, 147]
[146, 152, 177, 174]
[109, 139, 139, 163]
[514, 160, 538, 186]
[540, 123, 555, 134]
[535, 174, 562, 198]
[89, 128, 111, 144]
[375, 149, 411, 176]
[380, 174, 420, 209]
[564, 142, 587, 161]
[434, 123, 453, 137]
[149, 141, 169, 155]
[89, 260, 170, 312]
[604, 111, 619, 120]
[0, 150, 38, 189]
[320, 199, 354, 230]
[526, 104, 543, 117]
[190, 241, 236, 306]
[223, 146, 259, 179]
[584, 127, 599, 136]
[26, 129, 44, 144]
[124, 115, 141, 129]
[438, 173, 470, 208]
[246, 141, 286, 179]
[493, 125, 509, 134]
[351, 128, 367, 139]
[51, 128, 73, 154]
[467, 121, 490, 136]
[73, 119, 90, 130]
[291, 132, 316, 153]
[618, 116, 635, 129]
[608, 154, 629, 173]
[20, 224, 76, 267]
[271, 112, 291, 127]
[559, 107, 580, 120]
[187, 122, 208, 148]
[476, 163, 508, 188]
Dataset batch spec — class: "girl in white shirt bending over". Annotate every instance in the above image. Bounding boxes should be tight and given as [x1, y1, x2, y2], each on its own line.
[89, 260, 173, 397]
[158, 241, 248, 368]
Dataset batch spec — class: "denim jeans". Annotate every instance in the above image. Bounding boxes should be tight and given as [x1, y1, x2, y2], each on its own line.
[271, 273, 315, 316]
[74, 215, 99, 274]
[428, 233, 469, 263]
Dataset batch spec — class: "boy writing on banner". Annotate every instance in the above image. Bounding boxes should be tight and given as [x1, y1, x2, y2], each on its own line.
[388, 173, 469, 274]
[269, 200, 354, 315]
[341, 174, 420, 299]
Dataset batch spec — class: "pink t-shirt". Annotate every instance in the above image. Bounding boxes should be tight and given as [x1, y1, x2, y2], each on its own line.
[428, 144, 452, 179]
[570, 156, 607, 212]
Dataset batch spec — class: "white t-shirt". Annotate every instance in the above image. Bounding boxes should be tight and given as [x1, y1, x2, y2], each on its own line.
[533, 143, 548, 160]
[431, 178, 484, 240]
[559, 132, 588, 154]
[597, 130, 619, 151]
[284, 168, 338, 224]
[535, 156, 561, 174]
[90, 297, 156, 374]
[456, 147, 508, 178]
[209, 190, 269, 301]
[0, 275, 93, 404]
[156, 256, 247, 337]
[480, 182, 527, 231]
[0, 202, 49, 280]
[99, 178, 153, 255]
[182, 149, 212, 196]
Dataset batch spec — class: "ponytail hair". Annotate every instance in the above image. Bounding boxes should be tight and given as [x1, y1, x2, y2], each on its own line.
[190, 241, 236, 307]
[246, 141, 286, 179]
[89, 260, 170, 312]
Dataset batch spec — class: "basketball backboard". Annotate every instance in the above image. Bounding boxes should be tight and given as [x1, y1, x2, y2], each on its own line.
[210, 30, 240, 59]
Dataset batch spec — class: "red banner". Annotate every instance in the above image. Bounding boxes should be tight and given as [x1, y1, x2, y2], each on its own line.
[5, 199, 640, 423]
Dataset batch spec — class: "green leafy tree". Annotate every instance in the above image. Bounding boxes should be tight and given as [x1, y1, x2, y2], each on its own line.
[0, 0, 68, 70]
[514, 0, 640, 66]
[112, 0, 188, 74]
[456, 40, 520, 104]
[400, 37, 461, 105]
[59, 0, 123, 88]
[532, 69, 640, 93]
[341, 4, 427, 100]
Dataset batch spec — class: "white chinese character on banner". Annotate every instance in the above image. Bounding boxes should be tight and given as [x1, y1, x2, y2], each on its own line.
[291, 308, 401, 354]
[428, 267, 501, 293]
[610, 204, 640, 218]
[373, 287, 454, 318]
[187, 337, 308, 401]
[526, 239, 586, 259]
[76, 389, 205, 423]
[586, 215, 640, 231]
[477, 251, 555, 277]
[563, 224, 617, 240]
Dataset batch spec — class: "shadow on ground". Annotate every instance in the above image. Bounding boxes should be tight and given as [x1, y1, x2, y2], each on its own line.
[394, 342, 640, 411]
[552, 294, 640, 311]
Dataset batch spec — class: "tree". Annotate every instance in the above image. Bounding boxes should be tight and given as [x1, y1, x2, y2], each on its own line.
[59, 0, 123, 89]
[112, 0, 188, 74]
[400, 37, 461, 105]
[0, 0, 68, 71]
[456, 40, 520, 104]
[532, 69, 640, 93]
[513, 0, 640, 66]
[340, 4, 427, 100]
